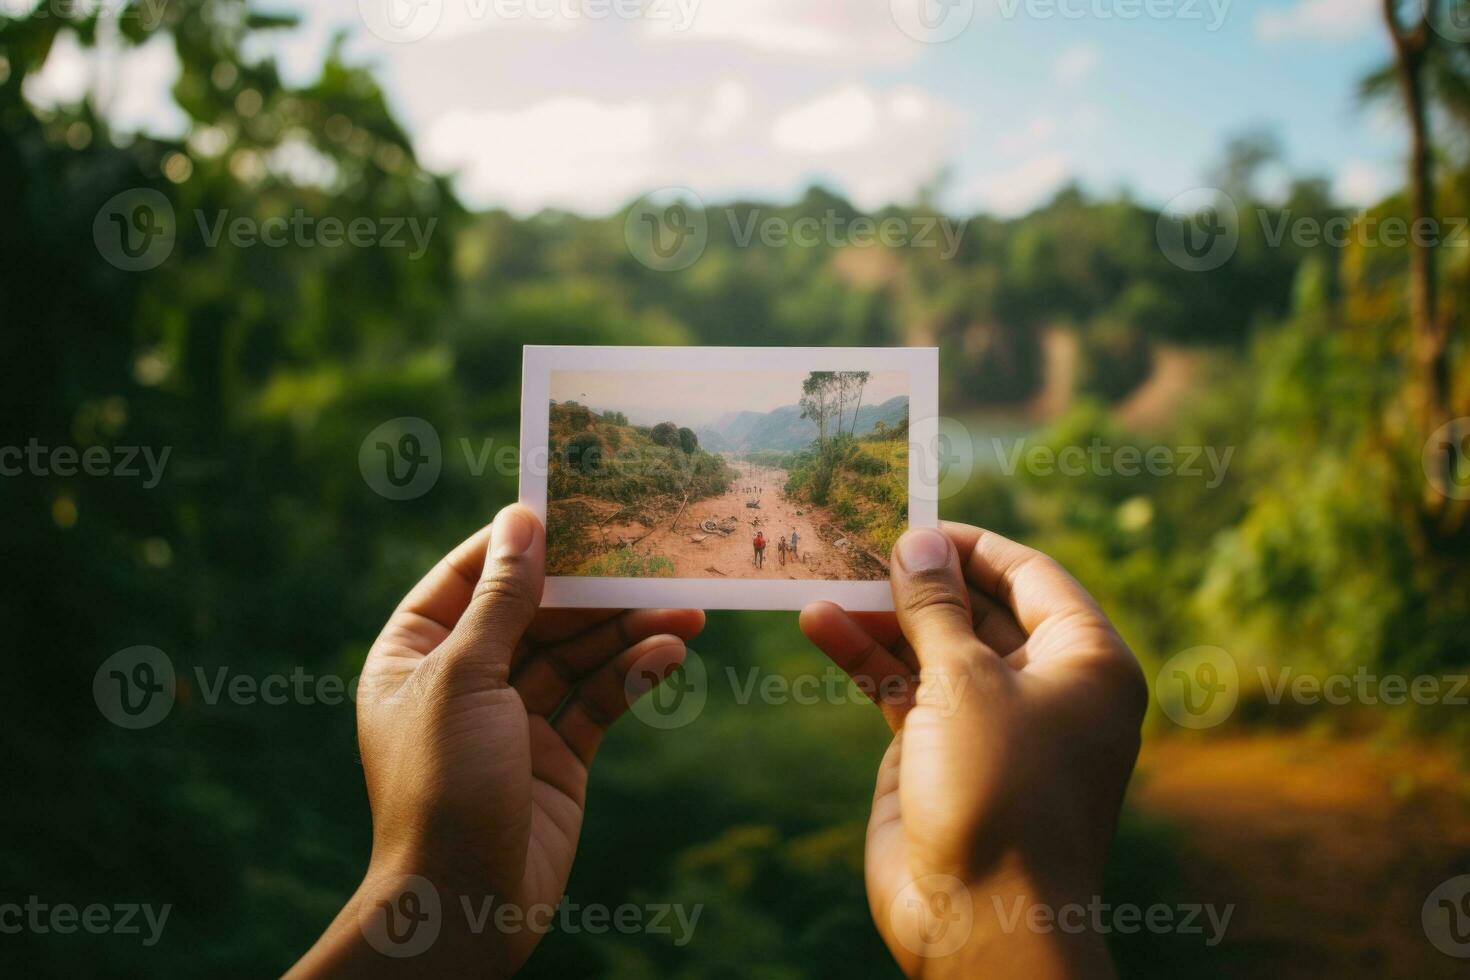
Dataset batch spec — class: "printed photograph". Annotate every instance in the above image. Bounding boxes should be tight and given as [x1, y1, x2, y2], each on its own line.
[544, 369, 910, 581]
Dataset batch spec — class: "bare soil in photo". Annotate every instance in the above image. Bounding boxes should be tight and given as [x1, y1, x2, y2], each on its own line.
[594, 463, 888, 580]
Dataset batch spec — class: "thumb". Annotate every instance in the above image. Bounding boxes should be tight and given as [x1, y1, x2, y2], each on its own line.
[890, 526, 985, 666]
[437, 505, 545, 683]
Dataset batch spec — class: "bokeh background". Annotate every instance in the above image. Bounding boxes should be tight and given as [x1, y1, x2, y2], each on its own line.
[3, 0, 1469, 976]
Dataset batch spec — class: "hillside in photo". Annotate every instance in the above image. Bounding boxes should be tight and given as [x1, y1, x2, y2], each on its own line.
[546, 401, 735, 576]
[698, 395, 909, 452]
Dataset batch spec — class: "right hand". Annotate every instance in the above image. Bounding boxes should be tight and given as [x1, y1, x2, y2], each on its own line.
[800, 523, 1147, 978]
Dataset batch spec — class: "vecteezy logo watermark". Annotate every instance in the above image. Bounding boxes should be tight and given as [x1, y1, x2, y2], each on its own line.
[94, 648, 435, 729]
[1155, 646, 1238, 730]
[1258, 212, 1469, 250]
[1157, 188, 1239, 272]
[359, 0, 445, 42]
[888, 875, 975, 958]
[1424, 875, 1470, 958]
[1157, 648, 1470, 728]
[911, 417, 975, 504]
[1257, 666, 1468, 708]
[988, 437, 1234, 488]
[94, 195, 439, 271]
[626, 647, 709, 730]
[2, 0, 171, 27]
[0, 898, 172, 947]
[357, 877, 702, 958]
[727, 210, 968, 259]
[359, 0, 699, 43]
[890, 0, 976, 44]
[625, 188, 709, 272]
[360, 417, 443, 500]
[94, 189, 176, 272]
[1424, 417, 1470, 501]
[93, 646, 176, 730]
[622, 652, 973, 731]
[0, 441, 172, 488]
[1426, 0, 1470, 43]
[359, 875, 442, 958]
[992, 895, 1233, 946]
[996, 0, 1230, 30]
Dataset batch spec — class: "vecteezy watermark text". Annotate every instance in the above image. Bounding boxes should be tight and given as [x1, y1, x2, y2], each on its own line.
[1155, 646, 1470, 730]
[359, 874, 701, 958]
[358, 0, 701, 44]
[0, 440, 170, 488]
[992, 894, 1234, 947]
[988, 437, 1234, 488]
[0, 897, 171, 947]
[726, 209, 968, 259]
[623, 188, 969, 271]
[94, 189, 438, 271]
[996, 0, 1230, 30]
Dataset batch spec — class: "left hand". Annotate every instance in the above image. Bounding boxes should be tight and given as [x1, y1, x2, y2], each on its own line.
[290, 505, 704, 977]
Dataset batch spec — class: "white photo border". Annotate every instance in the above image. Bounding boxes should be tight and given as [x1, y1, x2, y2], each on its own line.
[519, 345, 939, 611]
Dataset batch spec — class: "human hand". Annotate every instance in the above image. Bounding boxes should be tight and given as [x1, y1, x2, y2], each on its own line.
[290, 505, 704, 977]
[800, 523, 1146, 979]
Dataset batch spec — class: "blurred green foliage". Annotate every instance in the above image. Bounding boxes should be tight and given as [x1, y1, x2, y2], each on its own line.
[2, 2, 1468, 978]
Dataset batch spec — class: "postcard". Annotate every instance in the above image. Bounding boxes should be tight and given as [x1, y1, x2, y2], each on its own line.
[518, 346, 939, 611]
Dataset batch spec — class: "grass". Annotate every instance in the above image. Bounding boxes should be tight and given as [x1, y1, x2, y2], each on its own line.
[576, 548, 676, 578]
[784, 426, 909, 555]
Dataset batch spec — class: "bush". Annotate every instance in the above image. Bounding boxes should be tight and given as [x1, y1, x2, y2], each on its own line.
[564, 431, 604, 475]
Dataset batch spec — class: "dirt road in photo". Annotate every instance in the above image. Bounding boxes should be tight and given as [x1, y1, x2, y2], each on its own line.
[604, 463, 886, 580]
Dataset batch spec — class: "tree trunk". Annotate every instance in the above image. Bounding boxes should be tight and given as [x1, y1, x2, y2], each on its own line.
[1383, 0, 1454, 525]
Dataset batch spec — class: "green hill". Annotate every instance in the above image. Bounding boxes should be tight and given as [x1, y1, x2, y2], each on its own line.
[546, 401, 735, 574]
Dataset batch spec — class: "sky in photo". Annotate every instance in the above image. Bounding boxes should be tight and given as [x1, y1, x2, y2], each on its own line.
[552, 369, 909, 427]
[25, 0, 1402, 216]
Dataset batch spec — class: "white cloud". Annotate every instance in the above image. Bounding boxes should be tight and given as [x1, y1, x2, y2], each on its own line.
[771, 85, 880, 154]
[960, 152, 1072, 216]
[697, 79, 750, 140]
[641, 0, 920, 62]
[1053, 42, 1100, 84]
[416, 80, 963, 214]
[420, 95, 661, 213]
[1256, 0, 1377, 42]
[1335, 160, 1395, 206]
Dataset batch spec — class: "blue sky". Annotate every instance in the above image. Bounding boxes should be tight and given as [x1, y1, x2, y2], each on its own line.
[24, 0, 1405, 216]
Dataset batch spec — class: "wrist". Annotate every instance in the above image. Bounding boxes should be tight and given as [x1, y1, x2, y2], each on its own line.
[887, 861, 1114, 980]
[287, 858, 513, 979]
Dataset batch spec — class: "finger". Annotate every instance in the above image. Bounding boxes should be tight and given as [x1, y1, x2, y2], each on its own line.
[967, 587, 1028, 657]
[942, 522, 1106, 636]
[513, 608, 705, 716]
[553, 637, 687, 766]
[800, 603, 915, 731]
[435, 505, 545, 683]
[945, 522, 1128, 674]
[889, 526, 992, 666]
[524, 608, 621, 646]
[374, 525, 492, 660]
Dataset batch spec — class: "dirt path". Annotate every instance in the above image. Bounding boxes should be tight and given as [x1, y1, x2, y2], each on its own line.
[1128, 732, 1470, 979]
[607, 463, 883, 580]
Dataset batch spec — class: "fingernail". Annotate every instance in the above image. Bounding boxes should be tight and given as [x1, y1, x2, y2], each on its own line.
[896, 527, 951, 573]
[492, 508, 536, 558]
